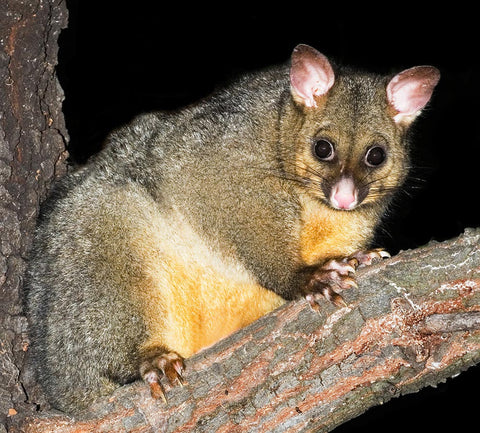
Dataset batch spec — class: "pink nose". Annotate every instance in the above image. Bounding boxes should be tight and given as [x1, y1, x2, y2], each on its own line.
[330, 177, 358, 210]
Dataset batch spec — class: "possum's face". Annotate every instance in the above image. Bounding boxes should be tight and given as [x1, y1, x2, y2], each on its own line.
[295, 73, 410, 212]
[288, 44, 439, 212]
[304, 129, 403, 211]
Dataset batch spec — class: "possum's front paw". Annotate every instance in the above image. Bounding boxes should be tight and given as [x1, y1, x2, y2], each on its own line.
[303, 248, 390, 311]
[140, 350, 186, 402]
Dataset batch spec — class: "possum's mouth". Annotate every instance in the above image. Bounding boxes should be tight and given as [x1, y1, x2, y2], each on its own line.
[321, 176, 369, 211]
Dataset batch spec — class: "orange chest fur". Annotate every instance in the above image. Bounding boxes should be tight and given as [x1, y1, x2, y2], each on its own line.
[299, 198, 376, 266]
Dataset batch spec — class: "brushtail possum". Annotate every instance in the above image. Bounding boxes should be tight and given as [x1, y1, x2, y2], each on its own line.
[26, 44, 440, 413]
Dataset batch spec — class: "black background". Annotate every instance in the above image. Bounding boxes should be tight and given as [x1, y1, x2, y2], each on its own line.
[59, 2, 479, 431]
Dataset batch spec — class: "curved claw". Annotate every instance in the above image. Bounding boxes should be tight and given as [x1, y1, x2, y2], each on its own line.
[349, 248, 391, 267]
[306, 287, 347, 311]
[323, 259, 356, 275]
[143, 370, 168, 403]
[158, 352, 186, 387]
[378, 250, 391, 259]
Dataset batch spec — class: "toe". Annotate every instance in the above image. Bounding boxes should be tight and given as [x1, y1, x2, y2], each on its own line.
[349, 248, 390, 267]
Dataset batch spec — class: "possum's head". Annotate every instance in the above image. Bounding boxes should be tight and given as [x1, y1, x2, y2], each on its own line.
[287, 44, 440, 211]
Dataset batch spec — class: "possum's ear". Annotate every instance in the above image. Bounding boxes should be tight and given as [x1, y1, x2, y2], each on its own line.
[387, 65, 440, 125]
[290, 44, 335, 108]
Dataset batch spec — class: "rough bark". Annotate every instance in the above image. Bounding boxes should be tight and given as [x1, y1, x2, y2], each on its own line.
[0, 0, 68, 431]
[15, 228, 480, 433]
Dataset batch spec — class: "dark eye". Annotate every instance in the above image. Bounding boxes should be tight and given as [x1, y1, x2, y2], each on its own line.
[313, 139, 335, 161]
[365, 146, 386, 167]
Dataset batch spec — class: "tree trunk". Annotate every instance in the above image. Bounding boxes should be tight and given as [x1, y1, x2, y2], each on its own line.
[15, 229, 480, 432]
[0, 0, 68, 431]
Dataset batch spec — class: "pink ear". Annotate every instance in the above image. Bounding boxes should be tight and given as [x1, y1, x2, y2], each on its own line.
[290, 44, 335, 108]
[387, 66, 440, 124]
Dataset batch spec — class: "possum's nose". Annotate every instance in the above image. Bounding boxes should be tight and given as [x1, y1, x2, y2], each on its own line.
[330, 177, 358, 210]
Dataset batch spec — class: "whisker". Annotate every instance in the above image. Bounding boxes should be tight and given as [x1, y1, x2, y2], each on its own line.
[232, 159, 421, 208]
[281, 160, 329, 183]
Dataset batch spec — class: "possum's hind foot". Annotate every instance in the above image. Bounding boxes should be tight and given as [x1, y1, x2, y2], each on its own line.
[140, 350, 186, 402]
[304, 248, 390, 311]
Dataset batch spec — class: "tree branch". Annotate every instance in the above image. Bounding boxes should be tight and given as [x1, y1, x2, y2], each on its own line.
[17, 228, 480, 433]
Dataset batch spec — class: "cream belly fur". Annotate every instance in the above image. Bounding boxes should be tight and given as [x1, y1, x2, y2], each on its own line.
[99, 187, 285, 359]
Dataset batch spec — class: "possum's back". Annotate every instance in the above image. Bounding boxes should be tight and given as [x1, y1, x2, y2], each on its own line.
[25, 112, 181, 411]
